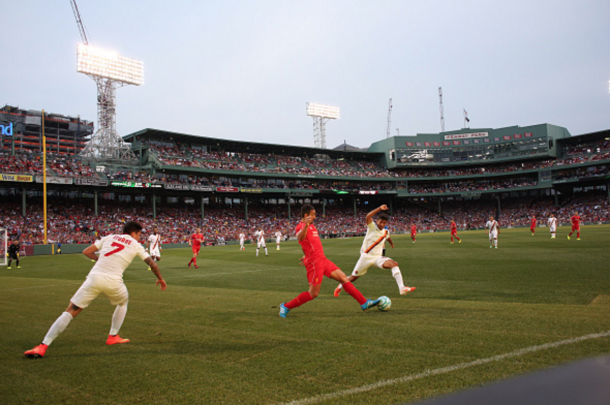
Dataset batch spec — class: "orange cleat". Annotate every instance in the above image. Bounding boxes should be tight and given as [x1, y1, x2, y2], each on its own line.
[24, 343, 48, 358]
[334, 285, 342, 297]
[106, 335, 130, 345]
[194, 265, 199, 269]
[400, 286, 416, 295]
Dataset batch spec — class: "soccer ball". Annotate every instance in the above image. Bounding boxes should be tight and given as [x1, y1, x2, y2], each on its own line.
[377, 296, 391, 311]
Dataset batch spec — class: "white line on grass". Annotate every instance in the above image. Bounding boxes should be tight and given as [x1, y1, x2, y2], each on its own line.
[275, 330, 610, 405]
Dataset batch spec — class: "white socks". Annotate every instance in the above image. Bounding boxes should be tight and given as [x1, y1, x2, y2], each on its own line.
[392, 267, 405, 290]
[265, 247, 268, 255]
[109, 302, 128, 336]
[42, 312, 73, 346]
[256, 248, 259, 256]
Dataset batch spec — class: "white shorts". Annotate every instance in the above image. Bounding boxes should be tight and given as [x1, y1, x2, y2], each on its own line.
[351, 254, 390, 277]
[276, 238, 281, 244]
[489, 231, 498, 240]
[549, 226, 556, 232]
[150, 248, 160, 257]
[240, 239, 245, 246]
[71, 274, 129, 308]
[257, 240, 266, 248]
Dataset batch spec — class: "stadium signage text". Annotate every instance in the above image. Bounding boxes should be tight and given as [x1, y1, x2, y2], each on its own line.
[444, 132, 488, 140]
[359, 191, 378, 195]
[190, 185, 214, 192]
[0, 173, 33, 182]
[74, 178, 108, 186]
[35, 176, 73, 185]
[240, 187, 263, 193]
[216, 186, 239, 192]
[165, 184, 190, 190]
[0, 122, 14, 136]
[111, 181, 162, 188]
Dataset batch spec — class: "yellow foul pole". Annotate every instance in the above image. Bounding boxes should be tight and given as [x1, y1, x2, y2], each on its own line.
[42, 109, 47, 245]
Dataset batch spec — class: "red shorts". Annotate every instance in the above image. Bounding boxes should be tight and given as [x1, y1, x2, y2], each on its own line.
[411, 233, 416, 236]
[571, 225, 580, 231]
[192, 245, 201, 254]
[451, 230, 457, 235]
[305, 256, 339, 286]
[530, 226, 535, 231]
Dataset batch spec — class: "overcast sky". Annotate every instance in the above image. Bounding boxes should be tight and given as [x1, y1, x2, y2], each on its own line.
[2, 1, 609, 149]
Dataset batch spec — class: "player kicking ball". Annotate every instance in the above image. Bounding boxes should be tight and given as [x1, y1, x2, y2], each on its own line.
[279, 204, 382, 318]
[334, 205, 415, 298]
[24, 221, 166, 358]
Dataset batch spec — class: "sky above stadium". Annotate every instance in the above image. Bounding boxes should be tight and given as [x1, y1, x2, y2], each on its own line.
[3, 0, 610, 149]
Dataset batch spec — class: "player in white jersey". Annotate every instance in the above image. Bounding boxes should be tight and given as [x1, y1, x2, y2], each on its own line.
[485, 216, 500, 249]
[239, 232, 246, 250]
[254, 228, 268, 257]
[334, 205, 416, 297]
[548, 214, 557, 238]
[275, 231, 282, 250]
[24, 221, 166, 359]
[147, 226, 162, 270]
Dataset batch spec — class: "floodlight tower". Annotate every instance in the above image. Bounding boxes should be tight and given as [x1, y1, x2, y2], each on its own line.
[69, 0, 142, 162]
[306, 102, 340, 149]
[386, 98, 392, 138]
[439, 87, 445, 133]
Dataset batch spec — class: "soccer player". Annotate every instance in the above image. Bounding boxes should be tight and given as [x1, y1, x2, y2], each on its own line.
[23, 221, 166, 359]
[147, 226, 162, 270]
[239, 232, 246, 250]
[57, 241, 62, 255]
[333, 205, 415, 297]
[254, 227, 268, 257]
[486, 216, 500, 249]
[450, 220, 461, 244]
[547, 214, 557, 238]
[7, 240, 20, 269]
[188, 227, 204, 268]
[530, 216, 537, 236]
[567, 211, 581, 240]
[279, 205, 381, 318]
[410, 224, 417, 243]
[275, 230, 282, 250]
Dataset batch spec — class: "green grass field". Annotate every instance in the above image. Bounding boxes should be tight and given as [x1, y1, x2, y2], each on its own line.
[1, 226, 609, 404]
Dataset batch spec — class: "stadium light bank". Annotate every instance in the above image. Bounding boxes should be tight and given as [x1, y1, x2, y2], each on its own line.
[306, 102, 340, 149]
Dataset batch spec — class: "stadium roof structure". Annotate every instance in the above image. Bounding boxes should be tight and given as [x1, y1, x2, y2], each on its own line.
[558, 128, 610, 145]
[124, 128, 383, 161]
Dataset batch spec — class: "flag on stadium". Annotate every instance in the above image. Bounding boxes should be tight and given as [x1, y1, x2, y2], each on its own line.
[464, 109, 470, 123]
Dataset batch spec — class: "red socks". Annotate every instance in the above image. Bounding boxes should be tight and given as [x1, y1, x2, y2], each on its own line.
[342, 282, 367, 305]
[285, 291, 313, 310]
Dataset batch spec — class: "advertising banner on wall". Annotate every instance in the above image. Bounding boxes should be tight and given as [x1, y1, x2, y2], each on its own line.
[0, 173, 33, 182]
[190, 185, 214, 192]
[74, 178, 108, 186]
[444, 132, 489, 140]
[35, 176, 73, 185]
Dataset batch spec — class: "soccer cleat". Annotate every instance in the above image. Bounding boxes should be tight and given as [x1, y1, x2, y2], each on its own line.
[91, 259, 96, 262]
[361, 298, 381, 311]
[279, 303, 290, 318]
[194, 265, 199, 269]
[147, 267, 151, 271]
[577, 238, 581, 240]
[400, 286, 416, 295]
[495, 246, 498, 249]
[7, 266, 11, 270]
[106, 335, 130, 345]
[24, 344, 48, 358]
[459, 240, 462, 243]
[334, 285, 342, 297]
[450, 242, 454, 244]
[567, 235, 570, 240]
[17, 266, 21, 269]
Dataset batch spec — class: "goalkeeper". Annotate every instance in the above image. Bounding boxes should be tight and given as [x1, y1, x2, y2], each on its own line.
[7, 240, 21, 269]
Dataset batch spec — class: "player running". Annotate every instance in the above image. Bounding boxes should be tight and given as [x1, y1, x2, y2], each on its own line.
[486, 216, 500, 249]
[548, 214, 557, 239]
[567, 211, 581, 240]
[410, 224, 417, 243]
[279, 204, 381, 318]
[275, 230, 282, 250]
[23, 221, 166, 358]
[334, 205, 415, 297]
[254, 227, 268, 257]
[188, 228, 204, 268]
[450, 220, 461, 244]
[530, 216, 537, 236]
[147, 226, 162, 270]
[7, 240, 21, 269]
[239, 232, 246, 250]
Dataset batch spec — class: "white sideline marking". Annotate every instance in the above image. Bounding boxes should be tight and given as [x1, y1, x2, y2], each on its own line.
[275, 330, 610, 405]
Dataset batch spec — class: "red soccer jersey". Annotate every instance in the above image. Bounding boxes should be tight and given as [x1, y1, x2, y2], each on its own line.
[411, 226, 417, 234]
[571, 216, 580, 226]
[191, 233, 204, 247]
[296, 222, 325, 259]
[531, 218, 537, 225]
[451, 222, 457, 231]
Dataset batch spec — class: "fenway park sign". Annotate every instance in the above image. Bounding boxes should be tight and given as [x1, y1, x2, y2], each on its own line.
[444, 132, 489, 140]
[216, 186, 239, 193]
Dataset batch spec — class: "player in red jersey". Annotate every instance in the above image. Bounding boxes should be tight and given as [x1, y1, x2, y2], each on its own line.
[188, 228, 204, 268]
[410, 224, 417, 243]
[450, 220, 461, 244]
[567, 211, 581, 240]
[530, 216, 537, 236]
[279, 205, 381, 318]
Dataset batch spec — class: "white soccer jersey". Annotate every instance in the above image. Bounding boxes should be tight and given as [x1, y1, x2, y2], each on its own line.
[486, 220, 498, 233]
[239, 233, 245, 242]
[548, 217, 557, 230]
[275, 231, 282, 242]
[360, 222, 390, 256]
[89, 234, 150, 280]
[148, 234, 161, 252]
[254, 230, 265, 242]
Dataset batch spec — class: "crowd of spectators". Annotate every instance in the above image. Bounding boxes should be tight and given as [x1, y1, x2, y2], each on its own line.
[0, 151, 97, 178]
